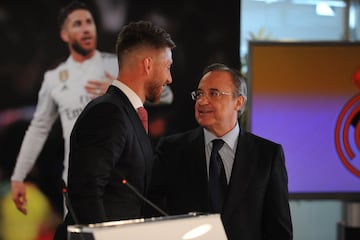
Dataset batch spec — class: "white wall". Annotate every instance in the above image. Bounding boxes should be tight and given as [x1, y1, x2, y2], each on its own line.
[241, 0, 345, 57]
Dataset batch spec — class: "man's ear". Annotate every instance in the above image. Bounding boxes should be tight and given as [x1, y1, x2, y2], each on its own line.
[235, 95, 245, 111]
[60, 29, 69, 43]
[143, 57, 153, 75]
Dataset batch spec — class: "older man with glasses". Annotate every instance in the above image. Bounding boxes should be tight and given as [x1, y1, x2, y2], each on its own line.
[146, 63, 293, 240]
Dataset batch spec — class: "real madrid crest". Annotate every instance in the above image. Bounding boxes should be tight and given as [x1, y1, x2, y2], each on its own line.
[59, 69, 69, 82]
[335, 68, 360, 177]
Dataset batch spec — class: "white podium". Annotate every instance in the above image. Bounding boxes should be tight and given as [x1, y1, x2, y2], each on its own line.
[67, 213, 227, 240]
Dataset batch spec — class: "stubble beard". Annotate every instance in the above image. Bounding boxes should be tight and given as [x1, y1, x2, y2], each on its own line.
[72, 42, 92, 57]
[145, 83, 162, 104]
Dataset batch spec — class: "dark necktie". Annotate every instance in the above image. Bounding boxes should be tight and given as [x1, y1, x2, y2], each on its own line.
[208, 139, 227, 213]
[137, 106, 148, 134]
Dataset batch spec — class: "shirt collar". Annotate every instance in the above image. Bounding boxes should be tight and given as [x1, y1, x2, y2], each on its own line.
[67, 50, 101, 67]
[111, 79, 143, 109]
[204, 122, 240, 151]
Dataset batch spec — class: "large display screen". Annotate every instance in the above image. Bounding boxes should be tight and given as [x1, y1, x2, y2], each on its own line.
[247, 41, 360, 199]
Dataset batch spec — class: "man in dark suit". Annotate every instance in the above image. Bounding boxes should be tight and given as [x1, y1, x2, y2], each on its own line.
[147, 63, 293, 240]
[54, 20, 175, 239]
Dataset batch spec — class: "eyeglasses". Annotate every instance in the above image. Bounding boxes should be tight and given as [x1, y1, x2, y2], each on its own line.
[191, 89, 233, 101]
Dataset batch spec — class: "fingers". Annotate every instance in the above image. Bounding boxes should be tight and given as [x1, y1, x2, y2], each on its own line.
[15, 198, 28, 215]
[85, 79, 113, 97]
[104, 71, 115, 81]
[85, 80, 102, 96]
[84, 72, 115, 97]
[11, 181, 27, 215]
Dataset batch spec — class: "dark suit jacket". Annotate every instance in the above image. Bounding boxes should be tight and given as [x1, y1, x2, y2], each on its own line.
[55, 85, 153, 239]
[147, 127, 293, 240]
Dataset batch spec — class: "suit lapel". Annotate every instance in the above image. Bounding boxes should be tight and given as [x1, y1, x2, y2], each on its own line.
[187, 128, 213, 210]
[223, 131, 256, 214]
[107, 86, 153, 188]
[188, 128, 208, 185]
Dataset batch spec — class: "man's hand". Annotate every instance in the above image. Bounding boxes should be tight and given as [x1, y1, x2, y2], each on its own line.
[11, 180, 27, 215]
[85, 71, 115, 97]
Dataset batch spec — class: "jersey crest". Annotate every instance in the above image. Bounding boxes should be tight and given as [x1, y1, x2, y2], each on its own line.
[59, 69, 69, 82]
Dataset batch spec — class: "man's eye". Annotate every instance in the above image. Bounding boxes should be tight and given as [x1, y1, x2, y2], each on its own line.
[209, 91, 218, 97]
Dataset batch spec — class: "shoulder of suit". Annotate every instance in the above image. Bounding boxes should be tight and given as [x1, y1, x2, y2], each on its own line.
[242, 130, 280, 147]
[161, 128, 201, 143]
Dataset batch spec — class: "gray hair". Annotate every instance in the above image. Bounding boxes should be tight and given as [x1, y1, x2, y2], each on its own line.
[202, 63, 247, 115]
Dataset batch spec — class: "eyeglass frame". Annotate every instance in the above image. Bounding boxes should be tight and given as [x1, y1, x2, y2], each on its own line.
[190, 89, 237, 101]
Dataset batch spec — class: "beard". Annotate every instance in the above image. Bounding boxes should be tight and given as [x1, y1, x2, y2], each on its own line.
[145, 82, 162, 103]
[72, 41, 92, 57]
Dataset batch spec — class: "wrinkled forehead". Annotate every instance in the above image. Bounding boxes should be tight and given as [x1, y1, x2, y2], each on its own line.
[198, 70, 234, 91]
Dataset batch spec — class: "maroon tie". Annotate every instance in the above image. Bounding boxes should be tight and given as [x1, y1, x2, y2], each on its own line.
[137, 106, 148, 134]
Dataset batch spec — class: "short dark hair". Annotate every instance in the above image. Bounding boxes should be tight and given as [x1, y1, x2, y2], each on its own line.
[57, 1, 91, 29]
[115, 21, 176, 67]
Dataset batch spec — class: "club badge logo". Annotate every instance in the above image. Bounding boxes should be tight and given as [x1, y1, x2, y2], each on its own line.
[335, 70, 360, 177]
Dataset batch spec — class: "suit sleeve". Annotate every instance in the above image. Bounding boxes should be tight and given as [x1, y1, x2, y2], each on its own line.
[68, 103, 126, 224]
[145, 137, 170, 217]
[264, 144, 293, 240]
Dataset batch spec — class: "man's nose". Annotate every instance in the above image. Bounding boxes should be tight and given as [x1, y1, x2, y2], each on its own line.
[167, 74, 172, 85]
